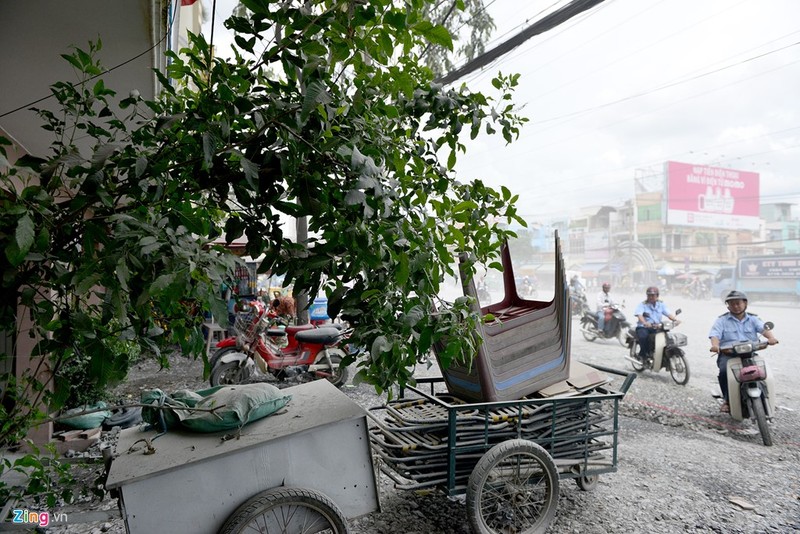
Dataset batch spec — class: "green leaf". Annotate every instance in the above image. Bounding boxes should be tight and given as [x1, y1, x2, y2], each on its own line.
[301, 81, 331, 122]
[413, 22, 453, 50]
[151, 273, 176, 293]
[396, 253, 409, 286]
[15, 214, 35, 258]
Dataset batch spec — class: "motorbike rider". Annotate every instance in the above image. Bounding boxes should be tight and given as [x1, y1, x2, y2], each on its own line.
[634, 286, 680, 360]
[708, 290, 778, 414]
[570, 275, 584, 294]
[596, 282, 616, 334]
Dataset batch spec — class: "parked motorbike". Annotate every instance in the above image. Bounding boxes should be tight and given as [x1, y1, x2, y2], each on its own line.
[209, 300, 351, 388]
[570, 287, 590, 317]
[579, 303, 631, 346]
[208, 302, 344, 370]
[718, 322, 776, 446]
[625, 309, 689, 385]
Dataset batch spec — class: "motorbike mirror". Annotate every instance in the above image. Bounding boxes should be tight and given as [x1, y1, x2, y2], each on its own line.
[675, 309, 682, 315]
[763, 321, 774, 331]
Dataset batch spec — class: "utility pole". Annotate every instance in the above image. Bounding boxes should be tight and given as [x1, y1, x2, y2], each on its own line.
[295, 216, 309, 324]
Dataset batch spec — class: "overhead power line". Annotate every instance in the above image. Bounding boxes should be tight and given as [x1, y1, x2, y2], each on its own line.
[435, 0, 607, 85]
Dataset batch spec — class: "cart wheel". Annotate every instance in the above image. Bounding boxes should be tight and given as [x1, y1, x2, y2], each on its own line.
[575, 474, 598, 491]
[466, 439, 559, 534]
[218, 487, 348, 534]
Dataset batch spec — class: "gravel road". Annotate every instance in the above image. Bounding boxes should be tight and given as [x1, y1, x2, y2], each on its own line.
[46, 292, 800, 533]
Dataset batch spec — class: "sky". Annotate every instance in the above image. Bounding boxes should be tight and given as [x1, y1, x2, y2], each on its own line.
[201, 0, 800, 223]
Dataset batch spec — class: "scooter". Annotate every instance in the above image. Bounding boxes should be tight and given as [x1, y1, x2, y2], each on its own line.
[209, 301, 351, 388]
[570, 287, 590, 317]
[718, 322, 776, 446]
[208, 300, 344, 369]
[579, 303, 632, 346]
[625, 309, 689, 385]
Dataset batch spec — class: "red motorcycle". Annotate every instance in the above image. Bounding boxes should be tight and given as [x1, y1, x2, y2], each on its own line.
[208, 300, 351, 388]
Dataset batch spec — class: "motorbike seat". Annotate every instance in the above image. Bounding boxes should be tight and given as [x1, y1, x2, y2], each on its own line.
[294, 327, 343, 344]
[284, 324, 316, 335]
[266, 328, 288, 338]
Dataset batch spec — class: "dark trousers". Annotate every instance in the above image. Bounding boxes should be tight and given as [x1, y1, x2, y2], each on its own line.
[635, 326, 657, 358]
[716, 354, 735, 401]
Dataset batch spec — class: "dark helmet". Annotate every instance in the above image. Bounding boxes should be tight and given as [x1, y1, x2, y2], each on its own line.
[646, 286, 659, 296]
[724, 290, 748, 302]
[602, 282, 610, 291]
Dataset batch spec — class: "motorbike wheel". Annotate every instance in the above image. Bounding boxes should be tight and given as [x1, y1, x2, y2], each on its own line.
[219, 487, 348, 534]
[322, 353, 349, 388]
[580, 324, 597, 342]
[208, 346, 237, 370]
[466, 439, 559, 534]
[616, 328, 629, 347]
[210, 361, 252, 386]
[668, 352, 690, 385]
[750, 397, 773, 447]
[629, 339, 645, 372]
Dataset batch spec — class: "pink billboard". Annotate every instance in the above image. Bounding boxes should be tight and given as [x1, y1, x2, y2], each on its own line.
[665, 161, 760, 230]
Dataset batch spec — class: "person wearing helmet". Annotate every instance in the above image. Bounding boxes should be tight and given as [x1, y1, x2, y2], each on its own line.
[634, 286, 679, 361]
[570, 275, 584, 291]
[708, 290, 778, 413]
[595, 282, 616, 334]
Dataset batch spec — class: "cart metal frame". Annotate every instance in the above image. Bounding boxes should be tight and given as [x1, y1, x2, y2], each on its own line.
[369, 363, 635, 497]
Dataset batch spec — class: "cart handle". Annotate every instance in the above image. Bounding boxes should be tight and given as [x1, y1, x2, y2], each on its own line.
[582, 362, 637, 395]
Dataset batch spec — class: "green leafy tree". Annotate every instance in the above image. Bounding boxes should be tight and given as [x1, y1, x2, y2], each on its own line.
[420, 0, 496, 78]
[0, 0, 526, 455]
[232, 0, 496, 79]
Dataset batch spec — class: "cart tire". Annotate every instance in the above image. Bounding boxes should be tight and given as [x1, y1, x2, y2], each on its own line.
[102, 406, 142, 430]
[575, 474, 598, 491]
[210, 361, 252, 386]
[218, 487, 349, 534]
[466, 439, 559, 534]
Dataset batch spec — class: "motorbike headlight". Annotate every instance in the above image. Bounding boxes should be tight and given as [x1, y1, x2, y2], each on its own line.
[733, 342, 755, 354]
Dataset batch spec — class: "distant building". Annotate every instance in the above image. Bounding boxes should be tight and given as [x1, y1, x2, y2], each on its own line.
[525, 161, 797, 287]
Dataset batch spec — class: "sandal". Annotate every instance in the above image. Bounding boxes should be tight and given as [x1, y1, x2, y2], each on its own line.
[719, 402, 730, 413]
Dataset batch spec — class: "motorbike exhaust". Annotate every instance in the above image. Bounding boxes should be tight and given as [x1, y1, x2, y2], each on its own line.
[623, 355, 646, 365]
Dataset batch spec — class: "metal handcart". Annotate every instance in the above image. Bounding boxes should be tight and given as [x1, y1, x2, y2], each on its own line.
[104, 380, 379, 534]
[368, 363, 636, 534]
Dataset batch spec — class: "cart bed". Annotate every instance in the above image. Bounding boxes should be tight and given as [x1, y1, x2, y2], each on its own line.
[369, 363, 634, 495]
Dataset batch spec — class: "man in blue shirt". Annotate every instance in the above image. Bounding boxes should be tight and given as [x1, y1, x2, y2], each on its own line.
[633, 286, 680, 360]
[708, 290, 778, 413]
